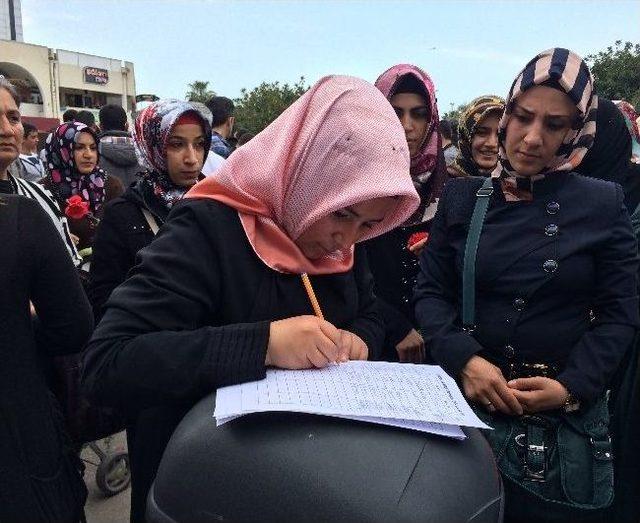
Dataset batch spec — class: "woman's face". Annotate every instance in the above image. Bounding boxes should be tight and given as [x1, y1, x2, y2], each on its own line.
[166, 123, 206, 187]
[504, 85, 578, 177]
[73, 131, 98, 174]
[389, 92, 429, 157]
[0, 88, 23, 172]
[295, 197, 396, 260]
[471, 112, 500, 172]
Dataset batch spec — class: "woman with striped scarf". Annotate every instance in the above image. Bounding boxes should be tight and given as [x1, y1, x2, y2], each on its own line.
[415, 48, 639, 522]
[0, 76, 82, 267]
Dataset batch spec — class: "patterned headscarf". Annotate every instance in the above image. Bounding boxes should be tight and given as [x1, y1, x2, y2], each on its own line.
[187, 75, 420, 275]
[492, 48, 598, 202]
[132, 99, 212, 209]
[614, 100, 640, 163]
[375, 64, 447, 224]
[449, 95, 505, 178]
[44, 122, 106, 214]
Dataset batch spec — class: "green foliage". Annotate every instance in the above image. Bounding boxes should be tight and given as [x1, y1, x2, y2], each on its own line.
[586, 41, 640, 108]
[185, 81, 216, 103]
[234, 77, 308, 135]
[442, 102, 469, 124]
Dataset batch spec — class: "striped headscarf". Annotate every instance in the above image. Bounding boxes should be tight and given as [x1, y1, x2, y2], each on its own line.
[449, 95, 505, 178]
[492, 48, 598, 201]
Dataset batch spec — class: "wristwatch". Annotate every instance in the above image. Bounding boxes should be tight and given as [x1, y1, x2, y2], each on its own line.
[563, 389, 581, 413]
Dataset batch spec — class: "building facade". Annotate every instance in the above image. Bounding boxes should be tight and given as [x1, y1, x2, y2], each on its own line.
[0, 39, 136, 131]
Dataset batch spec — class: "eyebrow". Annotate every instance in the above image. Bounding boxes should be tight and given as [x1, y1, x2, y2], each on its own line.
[168, 134, 205, 141]
[391, 104, 429, 111]
[514, 103, 573, 119]
[344, 206, 385, 223]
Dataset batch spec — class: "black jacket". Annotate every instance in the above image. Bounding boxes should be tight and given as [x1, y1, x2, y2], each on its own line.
[88, 180, 169, 322]
[81, 198, 384, 522]
[0, 196, 93, 523]
[414, 174, 639, 404]
[99, 131, 144, 189]
[365, 221, 428, 353]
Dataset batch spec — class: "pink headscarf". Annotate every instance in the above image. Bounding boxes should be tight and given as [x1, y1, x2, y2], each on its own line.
[374, 64, 446, 225]
[187, 75, 420, 275]
[614, 100, 640, 163]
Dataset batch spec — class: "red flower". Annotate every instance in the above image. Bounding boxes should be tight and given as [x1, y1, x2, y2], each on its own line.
[407, 232, 429, 250]
[65, 195, 90, 220]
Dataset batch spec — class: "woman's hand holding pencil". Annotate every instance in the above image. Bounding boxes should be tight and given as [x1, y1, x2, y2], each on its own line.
[266, 315, 345, 369]
[263, 273, 369, 370]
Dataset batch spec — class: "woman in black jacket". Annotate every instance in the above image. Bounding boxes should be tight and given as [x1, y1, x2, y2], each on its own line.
[0, 81, 93, 523]
[81, 75, 420, 522]
[365, 64, 448, 363]
[89, 100, 212, 322]
[414, 49, 639, 522]
[0, 196, 93, 523]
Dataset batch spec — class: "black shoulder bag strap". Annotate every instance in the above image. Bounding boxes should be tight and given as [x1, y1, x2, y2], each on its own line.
[462, 177, 494, 333]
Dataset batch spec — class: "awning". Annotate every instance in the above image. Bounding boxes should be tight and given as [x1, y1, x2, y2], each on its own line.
[22, 116, 60, 133]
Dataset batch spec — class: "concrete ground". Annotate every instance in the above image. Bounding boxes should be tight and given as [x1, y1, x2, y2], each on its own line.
[82, 431, 131, 523]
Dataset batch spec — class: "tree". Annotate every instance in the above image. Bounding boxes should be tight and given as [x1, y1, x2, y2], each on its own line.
[442, 102, 469, 123]
[234, 77, 308, 134]
[185, 81, 216, 103]
[586, 41, 640, 109]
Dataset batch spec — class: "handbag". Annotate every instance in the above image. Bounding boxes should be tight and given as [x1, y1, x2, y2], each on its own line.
[462, 177, 614, 518]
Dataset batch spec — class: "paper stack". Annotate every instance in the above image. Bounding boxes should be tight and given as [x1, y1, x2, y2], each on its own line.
[214, 361, 490, 440]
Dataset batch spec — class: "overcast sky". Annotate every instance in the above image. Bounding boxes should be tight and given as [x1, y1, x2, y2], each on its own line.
[20, 0, 640, 115]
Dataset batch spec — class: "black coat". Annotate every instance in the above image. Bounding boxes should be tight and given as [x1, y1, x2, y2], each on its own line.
[81, 198, 384, 522]
[365, 221, 428, 353]
[0, 196, 93, 523]
[414, 174, 639, 404]
[89, 180, 169, 322]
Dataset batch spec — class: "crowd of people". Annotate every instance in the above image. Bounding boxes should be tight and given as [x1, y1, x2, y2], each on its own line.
[1, 45, 640, 523]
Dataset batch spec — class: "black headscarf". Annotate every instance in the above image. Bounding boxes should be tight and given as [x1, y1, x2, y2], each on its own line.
[576, 98, 631, 184]
[576, 98, 639, 212]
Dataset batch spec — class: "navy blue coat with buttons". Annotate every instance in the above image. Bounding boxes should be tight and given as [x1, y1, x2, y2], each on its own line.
[414, 173, 640, 404]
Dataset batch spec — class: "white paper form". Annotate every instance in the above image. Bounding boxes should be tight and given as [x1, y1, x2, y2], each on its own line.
[214, 361, 489, 438]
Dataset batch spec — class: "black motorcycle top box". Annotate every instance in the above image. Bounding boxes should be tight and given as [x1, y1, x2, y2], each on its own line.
[147, 393, 503, 523]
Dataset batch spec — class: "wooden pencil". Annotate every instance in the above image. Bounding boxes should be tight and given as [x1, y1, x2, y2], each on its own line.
[301, 273, 324, 320]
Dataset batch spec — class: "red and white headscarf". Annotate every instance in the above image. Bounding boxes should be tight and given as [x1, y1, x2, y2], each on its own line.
[187, 75, 420, 275]
[132, 99, 212, 209]
[374, 64, 446, 224]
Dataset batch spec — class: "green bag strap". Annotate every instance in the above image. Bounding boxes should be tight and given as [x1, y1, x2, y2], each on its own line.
[462, 177, 494, 333]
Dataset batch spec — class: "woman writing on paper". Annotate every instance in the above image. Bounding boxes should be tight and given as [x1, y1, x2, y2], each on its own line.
[414, 49, 639, 522]
[81, 75, 420, 522]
